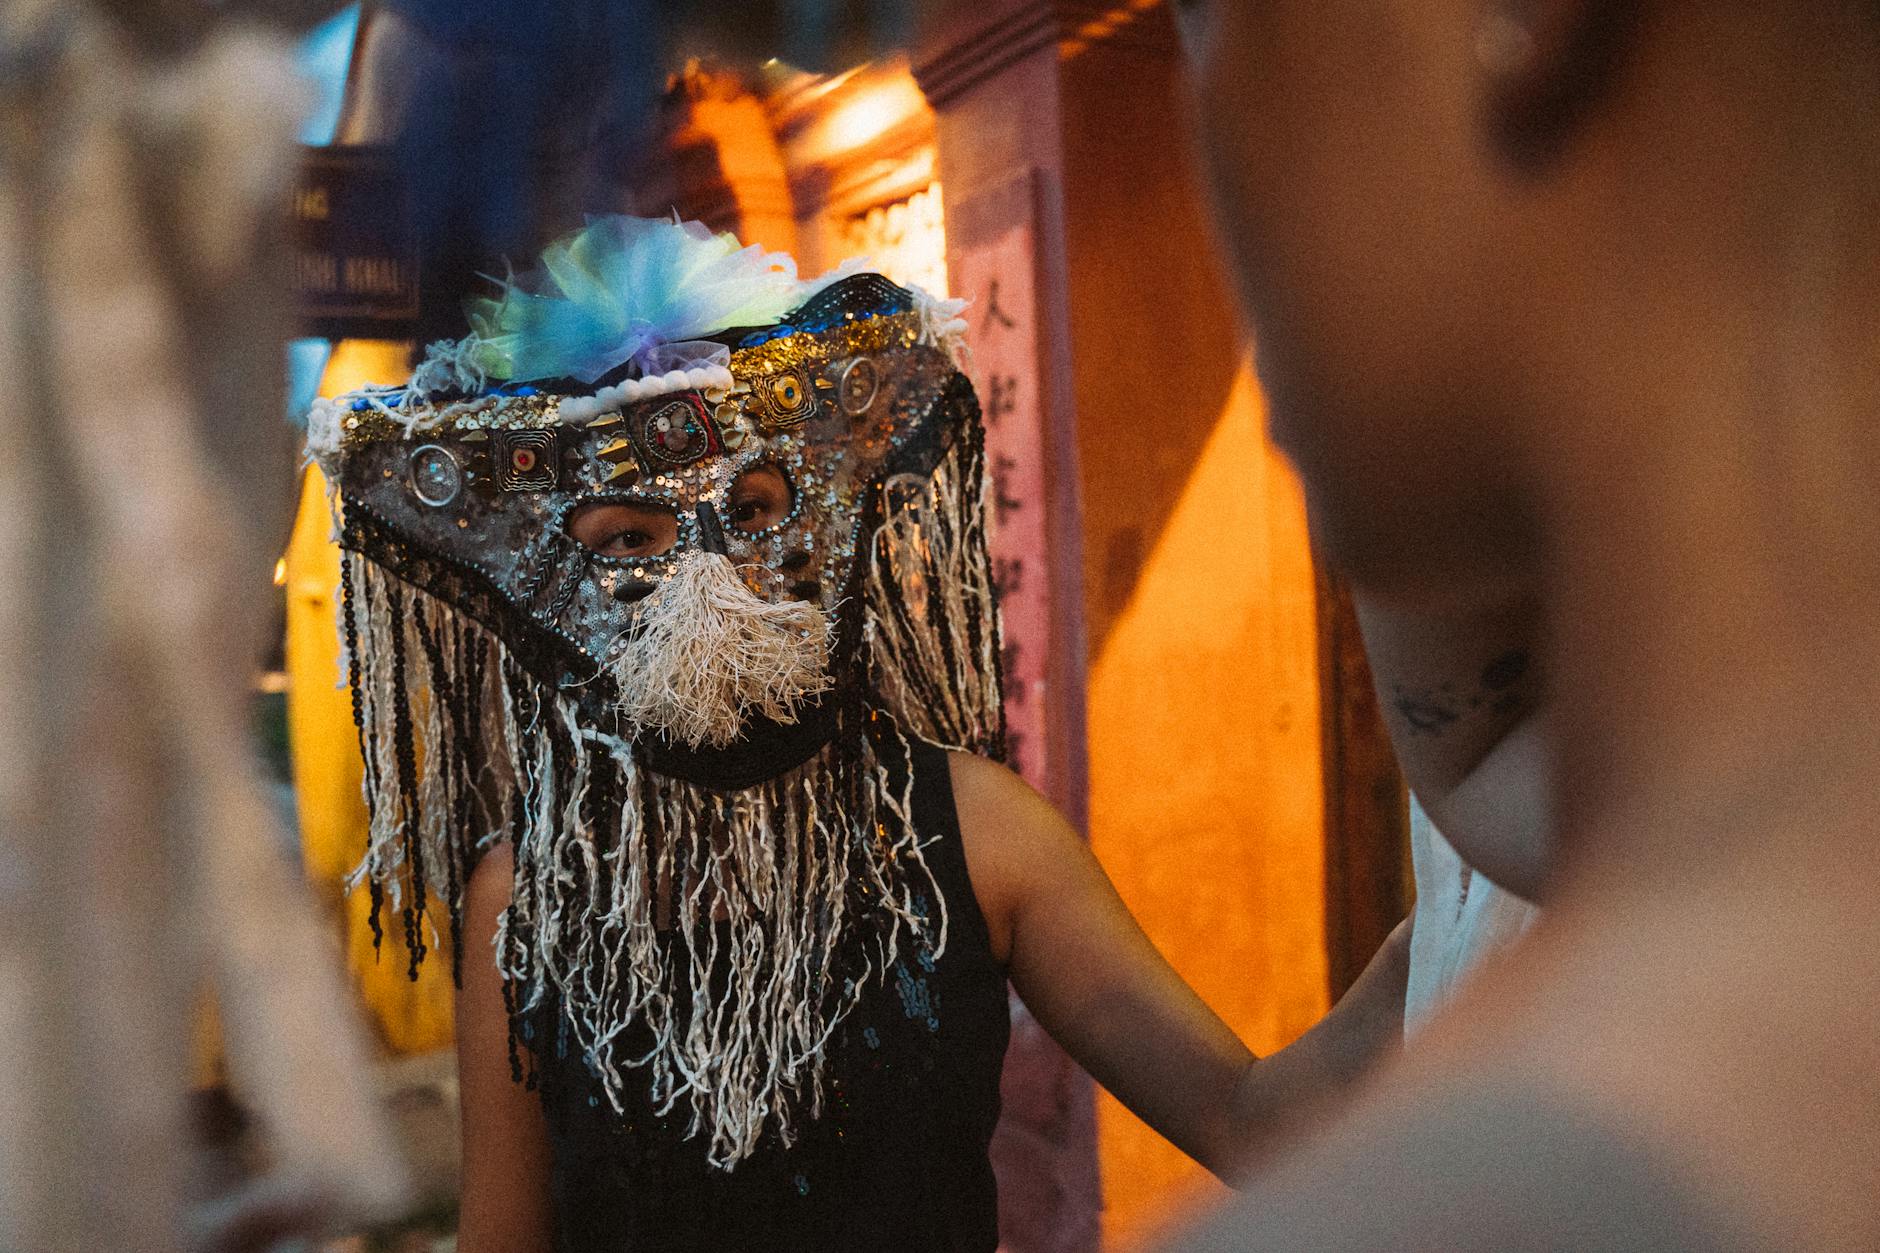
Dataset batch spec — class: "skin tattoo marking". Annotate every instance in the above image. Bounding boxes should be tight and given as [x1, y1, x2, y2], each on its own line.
[1394, 688, 1462, 736]
[1392, 650, 1533, 737]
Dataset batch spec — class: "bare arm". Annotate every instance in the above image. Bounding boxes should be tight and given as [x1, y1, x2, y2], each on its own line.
[1352, 591, 1550, 898]
[948, 752, 1409, 1182]
[455, 846, 554, 1253]
[1219, 915, 1410, 1177]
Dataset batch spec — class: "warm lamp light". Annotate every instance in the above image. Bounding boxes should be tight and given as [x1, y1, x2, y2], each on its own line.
[812, 74, 926, 159]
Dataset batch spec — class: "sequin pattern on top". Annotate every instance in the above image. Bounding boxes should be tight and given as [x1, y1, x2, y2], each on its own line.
[332, 283, 956, 708]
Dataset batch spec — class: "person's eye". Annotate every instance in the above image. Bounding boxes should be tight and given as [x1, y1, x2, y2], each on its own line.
[605, 528, 654, 555]
[566, 500, 678, 558]
[726, 464, 794, 535]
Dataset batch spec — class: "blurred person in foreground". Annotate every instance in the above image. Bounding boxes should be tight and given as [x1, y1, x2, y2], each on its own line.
[1173, 0, 1880, 1248]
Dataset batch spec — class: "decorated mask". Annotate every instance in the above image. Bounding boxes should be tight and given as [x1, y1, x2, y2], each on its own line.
[306, 217, 1004, 1167]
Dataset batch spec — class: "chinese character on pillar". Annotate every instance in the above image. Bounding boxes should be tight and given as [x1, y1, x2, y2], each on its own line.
[947, 166, 1103, 1253]
[951, 193, 1052, 788]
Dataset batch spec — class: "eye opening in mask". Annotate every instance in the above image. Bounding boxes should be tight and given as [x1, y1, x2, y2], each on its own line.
[725, 462, 797, 537]
[565, 497, 681, 560]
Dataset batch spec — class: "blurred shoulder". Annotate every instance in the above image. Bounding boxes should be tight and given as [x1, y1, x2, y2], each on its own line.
[1172, 1079, 1761, 1253]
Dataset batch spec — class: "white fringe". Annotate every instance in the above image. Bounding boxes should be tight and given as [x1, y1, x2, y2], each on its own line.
[864, 433, 1005, 753]
[342, 555, 942, 1168]
[407, 334, 492, 399]
[304, 394, 348, 470]
[605, 551, 833, 750]
[912, 287, 973, 374]
[304, 388, 485, 478]
[557, 365, 736, 424]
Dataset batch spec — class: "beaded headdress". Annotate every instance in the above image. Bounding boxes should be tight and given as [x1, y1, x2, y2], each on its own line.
[307, 216, 1004, 1167]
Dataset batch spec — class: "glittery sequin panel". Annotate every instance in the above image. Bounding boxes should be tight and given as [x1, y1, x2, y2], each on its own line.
[338, 328, 962, 703]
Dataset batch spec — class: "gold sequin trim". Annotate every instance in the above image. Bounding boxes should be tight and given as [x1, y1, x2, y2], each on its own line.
[340, 392, 563, 448]
[336, 311, 925, 448]
[728, 311, 924, 379]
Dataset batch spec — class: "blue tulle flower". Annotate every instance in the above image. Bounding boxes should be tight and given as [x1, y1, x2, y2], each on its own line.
[466, 216, 807, 384]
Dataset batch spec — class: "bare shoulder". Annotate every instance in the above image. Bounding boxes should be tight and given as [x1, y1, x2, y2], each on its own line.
[943, 750, 1092, 964]
[947, 749, 1048, 818]
[944, 750, 1081, 854]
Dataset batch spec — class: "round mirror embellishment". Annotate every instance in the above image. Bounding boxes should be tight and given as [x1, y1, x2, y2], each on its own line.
[838, 358, 879, 416]
[408, 444, 463, 508]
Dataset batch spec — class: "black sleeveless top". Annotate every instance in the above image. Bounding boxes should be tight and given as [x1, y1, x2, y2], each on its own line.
[529, 735, 1011, 1252]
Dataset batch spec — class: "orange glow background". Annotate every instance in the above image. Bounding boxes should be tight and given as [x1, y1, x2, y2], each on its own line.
[1087, 365, 1327, 1247]
[286, 339, 455, 1055]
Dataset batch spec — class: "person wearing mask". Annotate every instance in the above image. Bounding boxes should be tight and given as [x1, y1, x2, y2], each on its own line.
[311, 215, 1411, 1252]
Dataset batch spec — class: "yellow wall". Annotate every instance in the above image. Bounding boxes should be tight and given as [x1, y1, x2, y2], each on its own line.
[1087, 364, 1328, 1247]
[285, 339, 454, 1055]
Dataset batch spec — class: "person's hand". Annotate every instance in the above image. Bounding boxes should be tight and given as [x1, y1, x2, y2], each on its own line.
[1219, 915, 1412, 1183]
[1339, 914, 1413, 1042]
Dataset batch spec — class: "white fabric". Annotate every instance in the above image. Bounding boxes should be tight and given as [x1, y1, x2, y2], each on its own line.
[0, 11, 405, 1246]
[1404, 794, 1538, 1037]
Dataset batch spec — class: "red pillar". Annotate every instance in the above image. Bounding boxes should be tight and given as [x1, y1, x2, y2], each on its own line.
[916, 6, 1101, 1249]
